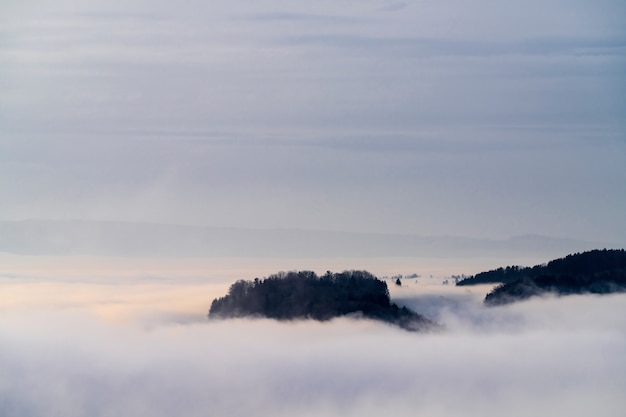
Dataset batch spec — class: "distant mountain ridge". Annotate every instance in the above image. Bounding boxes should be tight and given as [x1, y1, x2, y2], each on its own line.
[0, 219, 613, 259]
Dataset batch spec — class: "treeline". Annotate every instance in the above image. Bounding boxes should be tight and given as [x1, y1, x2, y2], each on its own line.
[209, 270, 438, 332]
[457, 249, 626, 286]
[456, 265, 538, 286]
[481, 249, 626, 305]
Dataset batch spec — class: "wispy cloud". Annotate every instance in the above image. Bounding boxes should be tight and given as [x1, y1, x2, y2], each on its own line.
[279, 33, 626, 58]
[241, 11, 366, 25]
[1, 0, 624, 243]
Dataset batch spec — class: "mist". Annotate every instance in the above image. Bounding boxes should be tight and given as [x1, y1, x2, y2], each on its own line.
[2, 272, 625, 417]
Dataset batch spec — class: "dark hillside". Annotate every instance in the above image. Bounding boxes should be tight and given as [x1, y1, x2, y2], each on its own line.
[457, 249, 626, 286]
[456, 265, 539, 286]
[482, 249, 626, 305]
[209, 270, 439, 332]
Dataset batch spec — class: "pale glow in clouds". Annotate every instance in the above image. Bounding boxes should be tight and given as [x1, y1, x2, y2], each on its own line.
[0, 254, 497, 324]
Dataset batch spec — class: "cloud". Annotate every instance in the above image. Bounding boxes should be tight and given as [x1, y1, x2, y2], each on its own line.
[279, 33, 626, 59]
[379, 2, 408, 12]
[1, 0, 624, 243]
[1, 277, 625, 417]
[242, 11, 365, 25]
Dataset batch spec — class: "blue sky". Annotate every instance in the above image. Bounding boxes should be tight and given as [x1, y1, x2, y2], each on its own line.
[1, 0, 625, 244]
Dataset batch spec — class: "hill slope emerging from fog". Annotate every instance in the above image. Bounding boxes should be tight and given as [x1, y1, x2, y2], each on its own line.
[457, 249, 626, 286]
[208, 270, 438, 332]
[478, 249, 626, 305]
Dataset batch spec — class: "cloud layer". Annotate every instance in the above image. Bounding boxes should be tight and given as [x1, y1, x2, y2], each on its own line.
[1, 0, 625, 243]
[1, 277, 625, 417]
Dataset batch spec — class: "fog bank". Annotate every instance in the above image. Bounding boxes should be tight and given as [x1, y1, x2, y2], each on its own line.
[1, 279, 625, 417]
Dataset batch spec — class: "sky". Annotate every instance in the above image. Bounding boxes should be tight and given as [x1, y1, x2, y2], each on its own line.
[1, 0, 625, 247]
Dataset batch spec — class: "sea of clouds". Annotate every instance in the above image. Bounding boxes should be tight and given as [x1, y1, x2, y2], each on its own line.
[1, 274, 625, 417]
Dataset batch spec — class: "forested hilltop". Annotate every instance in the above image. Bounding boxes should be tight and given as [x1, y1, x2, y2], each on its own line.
[209, 270, 439, 332]
[475, 249, 626, 305]
[457, 249, 626, 286]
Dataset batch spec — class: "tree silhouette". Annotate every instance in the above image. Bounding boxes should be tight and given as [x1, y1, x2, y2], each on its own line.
[482, 249, 626, 305]
[208, 270, 439, 332]
[458, 249, 626, 287]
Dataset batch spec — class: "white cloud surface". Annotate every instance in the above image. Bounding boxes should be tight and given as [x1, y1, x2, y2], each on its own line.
[1, 277, 625, 417]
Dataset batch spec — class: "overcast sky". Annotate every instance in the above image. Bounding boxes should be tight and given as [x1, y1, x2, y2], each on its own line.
[1, 0, 625, 243]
